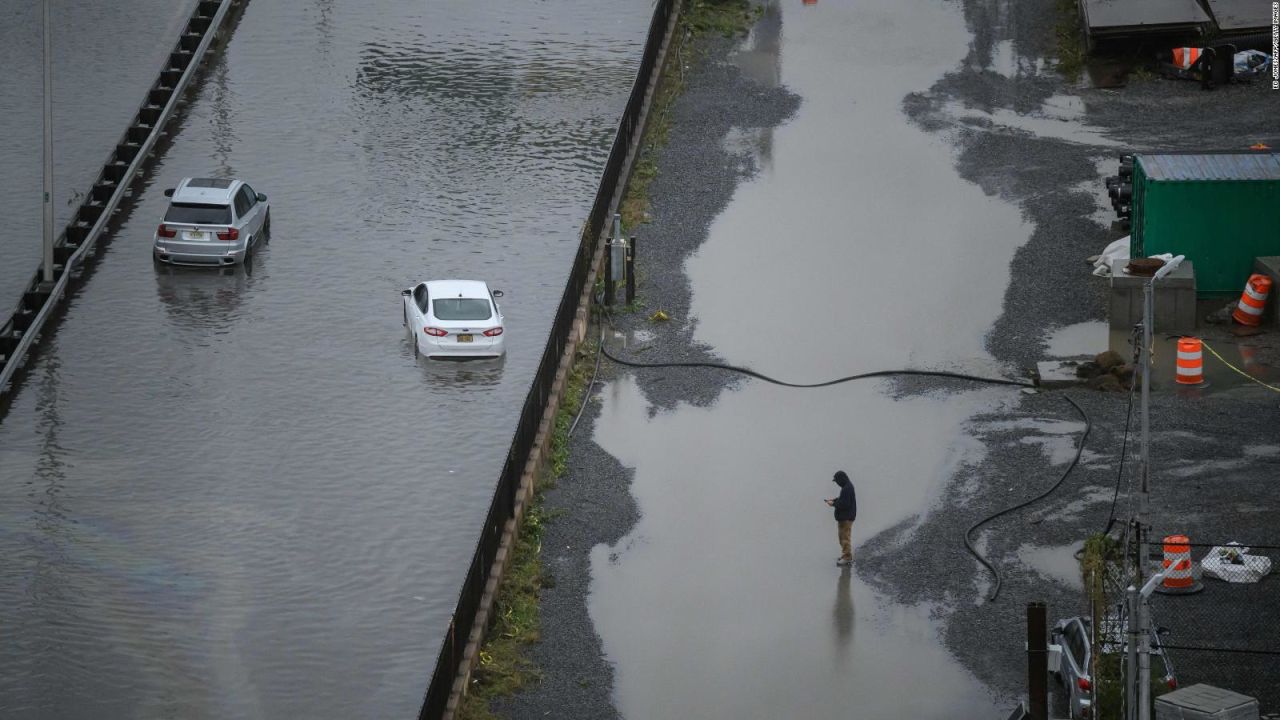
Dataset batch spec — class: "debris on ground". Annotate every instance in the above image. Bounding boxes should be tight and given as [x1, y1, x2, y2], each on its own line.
[648, 310, 670, 322]
[1233, 50, 1273, 81]
[1202, 543, 1274, 583]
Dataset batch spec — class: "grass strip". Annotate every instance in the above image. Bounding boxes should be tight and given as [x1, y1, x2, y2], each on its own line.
[454, 338, 596, 720]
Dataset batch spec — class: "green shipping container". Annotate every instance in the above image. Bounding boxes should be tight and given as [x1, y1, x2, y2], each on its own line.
[1131, 153, 1280, 294]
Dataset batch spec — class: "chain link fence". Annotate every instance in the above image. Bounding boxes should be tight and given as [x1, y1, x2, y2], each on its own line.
[1084, 535, 1280, 717]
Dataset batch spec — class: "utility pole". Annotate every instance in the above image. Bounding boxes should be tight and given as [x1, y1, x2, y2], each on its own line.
[42, 0, 55, 285]
[1130, 256, 1184, 720]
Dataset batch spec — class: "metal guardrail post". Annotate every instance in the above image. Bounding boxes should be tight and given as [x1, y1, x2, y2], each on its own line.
[625, 236, 636, 306]
[1027, 602, 1048, 720]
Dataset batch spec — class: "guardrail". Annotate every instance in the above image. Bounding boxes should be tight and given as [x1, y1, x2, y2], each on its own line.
[0, 0, 248, 399]
[417, 0, 679, 717]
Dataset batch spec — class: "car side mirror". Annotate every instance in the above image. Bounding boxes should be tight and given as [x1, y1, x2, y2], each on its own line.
[1156, 626, 1170, 636]
[256, 193, 267, 202]
[401, 289, 411, 296]
[493, 290, 504, 298]
[163, 188, 174, 197]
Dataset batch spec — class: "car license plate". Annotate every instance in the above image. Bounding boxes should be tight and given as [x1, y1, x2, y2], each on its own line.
[185, 230, 205, 240]
[457, 334, 473, 343]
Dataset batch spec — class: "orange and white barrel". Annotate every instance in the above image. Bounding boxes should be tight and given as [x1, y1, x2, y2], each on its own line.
[1162, 535, 1195, 590]
[1175, 338, 1204, 385]
[1172, 47, 1203, 69]
[1232, 274, 1272, 326]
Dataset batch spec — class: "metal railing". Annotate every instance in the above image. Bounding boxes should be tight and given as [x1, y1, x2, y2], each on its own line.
[416, 0, 678, 716]
[0, 0, 246, 398]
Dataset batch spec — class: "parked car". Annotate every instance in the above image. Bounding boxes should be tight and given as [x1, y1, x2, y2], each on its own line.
[154, 177, 270, 267]
[1050, 615, 1177, 719]
[402, 280, 505, 359]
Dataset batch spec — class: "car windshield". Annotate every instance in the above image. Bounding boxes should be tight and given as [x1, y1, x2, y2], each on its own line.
[165, 203, 231, 224]
[433, 298, 492, 321]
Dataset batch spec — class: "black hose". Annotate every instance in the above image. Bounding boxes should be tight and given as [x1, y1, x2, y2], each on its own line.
[964, 394, 1091, 602]
[568, 321, 605, 438]
[598, 337, 1093, 605]
[599, 344, 1033, 389]
[1101, 377, 1136, 537]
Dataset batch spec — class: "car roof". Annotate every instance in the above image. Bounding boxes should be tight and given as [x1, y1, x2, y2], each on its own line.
[424, 279, 492, 298]
[172, 177, 241, 204]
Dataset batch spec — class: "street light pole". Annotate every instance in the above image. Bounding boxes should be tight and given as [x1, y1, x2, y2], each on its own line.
[1131, 255, 1184, 720]
[42, 0, 55, 285]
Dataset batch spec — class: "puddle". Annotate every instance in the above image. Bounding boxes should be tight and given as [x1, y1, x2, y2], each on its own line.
[582, 0, 1062, 713]
[1045, 321, 1110, 358]
[1015, 541, 1084, 591]
[590, 376, 1004, 718]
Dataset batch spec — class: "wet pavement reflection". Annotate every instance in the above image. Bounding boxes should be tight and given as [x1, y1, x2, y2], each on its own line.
[0, 0, 649, 717]
[587, 0, 1044, 715]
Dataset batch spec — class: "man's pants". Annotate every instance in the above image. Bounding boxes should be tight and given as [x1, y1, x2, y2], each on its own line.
[837, 520, 853, 560]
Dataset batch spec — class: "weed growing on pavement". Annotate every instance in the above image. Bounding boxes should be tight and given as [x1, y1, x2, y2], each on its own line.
[1054, 0, 1087, 81]
[685, 0, 760, 39]
[455, 340, 597, 720]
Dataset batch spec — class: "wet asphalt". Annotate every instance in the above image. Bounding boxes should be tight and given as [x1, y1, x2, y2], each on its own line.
[501, 0, 1280, 716]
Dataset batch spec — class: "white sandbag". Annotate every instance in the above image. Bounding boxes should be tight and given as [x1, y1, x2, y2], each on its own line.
[1092, 236, 1130, 277]
[1201, 543, 1272, 583]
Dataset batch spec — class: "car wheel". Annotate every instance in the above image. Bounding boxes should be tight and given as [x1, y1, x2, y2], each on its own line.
[263, 212, 271, 243]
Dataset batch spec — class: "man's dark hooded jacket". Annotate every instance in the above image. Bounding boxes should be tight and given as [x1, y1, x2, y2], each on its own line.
[833, 471, 857, 522]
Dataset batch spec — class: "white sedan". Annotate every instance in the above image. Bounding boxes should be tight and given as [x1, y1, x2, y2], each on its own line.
[402, 279, 505, 359]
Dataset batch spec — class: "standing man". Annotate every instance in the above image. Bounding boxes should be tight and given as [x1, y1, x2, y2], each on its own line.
[825, 471, 857, 566]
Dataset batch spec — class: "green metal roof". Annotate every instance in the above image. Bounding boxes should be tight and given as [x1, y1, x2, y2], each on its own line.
[1138, 153, 1280, 182]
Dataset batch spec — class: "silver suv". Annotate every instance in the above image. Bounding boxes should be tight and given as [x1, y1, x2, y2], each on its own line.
[153, 177, 270, 267]
[1050, 615, 1177, 718]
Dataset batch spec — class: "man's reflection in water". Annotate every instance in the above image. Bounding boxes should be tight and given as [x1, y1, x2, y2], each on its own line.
[833, 565, 855, 666]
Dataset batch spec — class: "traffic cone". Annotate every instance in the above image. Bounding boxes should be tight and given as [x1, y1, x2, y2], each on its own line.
[1175, 338, 1204, 385]
[1232, 274, 1272, 326]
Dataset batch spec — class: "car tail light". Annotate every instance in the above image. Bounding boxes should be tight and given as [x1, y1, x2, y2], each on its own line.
[157, 224, 176, 238]
[423, 327, 447, 337]
[483, 327, 503, 337]
[1077, 677, 1092, 692]
[216, 227, 239, 241]
[1166, 677, 1177, 690]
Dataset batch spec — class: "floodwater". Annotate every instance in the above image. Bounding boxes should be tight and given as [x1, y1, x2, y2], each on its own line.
[587, 0, 1044, 717]
[0, 0, 196, 314]
[0, 1, 650, 717]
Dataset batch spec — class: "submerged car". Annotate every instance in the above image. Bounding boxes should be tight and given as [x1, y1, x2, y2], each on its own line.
[1050, 615, 1177, 719]
[402, 280, 505, 359]
[153, 177, 270, 267]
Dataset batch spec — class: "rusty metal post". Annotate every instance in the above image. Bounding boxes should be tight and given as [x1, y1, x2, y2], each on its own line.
[1027, 602, 1048, 720]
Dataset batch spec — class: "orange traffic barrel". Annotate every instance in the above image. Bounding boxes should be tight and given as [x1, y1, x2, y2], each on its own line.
[1175, 338, 1204, 385]
[1232, 274, 1272, 326]
[1157, 535, 1202, 594]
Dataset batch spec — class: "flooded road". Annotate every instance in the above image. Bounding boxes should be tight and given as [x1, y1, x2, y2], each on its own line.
[0, 0, 197, 313]
[586, 0, 1040, 716]
[0, 1, 649, 717]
